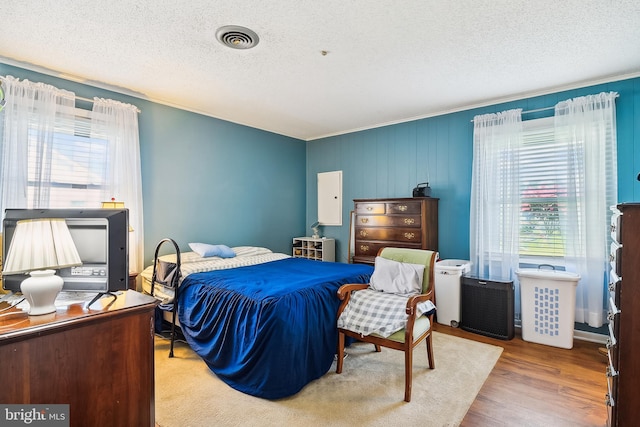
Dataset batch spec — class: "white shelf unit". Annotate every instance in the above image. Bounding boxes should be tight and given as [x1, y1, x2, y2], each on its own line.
[292, 237, 335, 262]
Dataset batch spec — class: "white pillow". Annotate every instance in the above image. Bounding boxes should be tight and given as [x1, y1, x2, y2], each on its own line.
[369, 256, 424, 295]
[188, 243, 236, 258]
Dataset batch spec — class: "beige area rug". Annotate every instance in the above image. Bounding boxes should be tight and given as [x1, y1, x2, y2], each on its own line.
[155, 331, 502, 427]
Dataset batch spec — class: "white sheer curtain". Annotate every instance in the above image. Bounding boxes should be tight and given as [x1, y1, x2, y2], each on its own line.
[470, 94, 617, 327]
[0, 76, 76, 211]
[0, 76, 144, 276]
[470, 109, 523, 316]
[554, 92, 618, 328]
[91, 98, 144, 275]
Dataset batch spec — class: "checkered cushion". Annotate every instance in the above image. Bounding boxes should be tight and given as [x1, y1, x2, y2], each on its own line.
[337, 288, 435, 338]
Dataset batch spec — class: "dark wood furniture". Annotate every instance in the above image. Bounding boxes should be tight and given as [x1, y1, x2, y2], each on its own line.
[336, 247, 437, 402]
[129, 271, 139, 290]
[0, 290, 157, 427]
[352, 197, 438, 265]
[607, 203, 640, 426]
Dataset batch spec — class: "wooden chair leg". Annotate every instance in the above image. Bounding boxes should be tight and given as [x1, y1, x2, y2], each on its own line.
[425, 333, 435, 369]
[336, 331, 345, 374]
[404, 346, 413, 402]
[374, 344, 381, 352]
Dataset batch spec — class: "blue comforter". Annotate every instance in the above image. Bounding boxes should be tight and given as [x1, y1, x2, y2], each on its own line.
[178, 257, 373, 399]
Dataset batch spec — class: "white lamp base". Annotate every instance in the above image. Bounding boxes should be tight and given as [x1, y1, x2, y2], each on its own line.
[20, 269, 63, 316]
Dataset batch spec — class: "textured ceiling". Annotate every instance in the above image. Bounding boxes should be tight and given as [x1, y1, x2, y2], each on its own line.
[1, 1, 639, 140]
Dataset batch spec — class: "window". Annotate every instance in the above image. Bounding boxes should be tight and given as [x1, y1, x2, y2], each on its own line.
[518, 117, 569, 259]
[0, 75, 143, 274]
[25, 109, 110, 208]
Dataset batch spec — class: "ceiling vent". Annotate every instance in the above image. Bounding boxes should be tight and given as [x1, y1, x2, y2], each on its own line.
[216, 25, 259, 50]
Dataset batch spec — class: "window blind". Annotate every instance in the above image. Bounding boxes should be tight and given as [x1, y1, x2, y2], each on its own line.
[26, 108, 109, 208]
[518, 117, 569, 257]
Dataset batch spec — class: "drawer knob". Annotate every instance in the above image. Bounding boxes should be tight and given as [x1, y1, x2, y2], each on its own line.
[398, 205, 408, 212]
[359, 230, 368, 237]
[360, 218, 369, 224]
[360, 245, 370, 253]
[403, 218, 415, 225]
[605, 393, 614, 407]
[366, 206, 373, 211]
[404, 232, 415, 240]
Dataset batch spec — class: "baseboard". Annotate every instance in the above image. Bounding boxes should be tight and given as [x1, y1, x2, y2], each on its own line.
[573, 329, 608, 344]
[513, 325, 608, 345]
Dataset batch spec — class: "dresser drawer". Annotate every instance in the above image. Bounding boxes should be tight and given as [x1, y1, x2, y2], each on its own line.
[355, 227, 422, 244]
[609, 269, 621, 305]
[386, 201, 422, 214]
[354, 240, 422, 259]
[606, 374, 617, 411]
[609, 242, 622, 275]
[607, 295, 620, 362]
[610, 207, 622, 244]
[356, 214, 422, 228]
[355, 202, 386, 215]
[355, 201, 423, 215]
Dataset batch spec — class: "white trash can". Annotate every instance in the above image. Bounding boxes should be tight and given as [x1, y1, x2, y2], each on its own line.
[516, 267, 580, 349]
[434, 260, 471, 327]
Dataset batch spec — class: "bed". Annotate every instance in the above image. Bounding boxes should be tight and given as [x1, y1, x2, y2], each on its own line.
[141, 246, 373, 399]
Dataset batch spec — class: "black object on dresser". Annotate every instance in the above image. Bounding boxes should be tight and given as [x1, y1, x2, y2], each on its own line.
[460, 275, 515, 340]
[606, 203, 640, 427]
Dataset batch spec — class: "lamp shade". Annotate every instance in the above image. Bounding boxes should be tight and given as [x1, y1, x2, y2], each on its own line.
[2, 218, 82, 274]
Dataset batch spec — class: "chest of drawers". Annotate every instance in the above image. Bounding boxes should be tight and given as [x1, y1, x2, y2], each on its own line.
[352, 197, 438, 265]
[606, 203, 640, 426]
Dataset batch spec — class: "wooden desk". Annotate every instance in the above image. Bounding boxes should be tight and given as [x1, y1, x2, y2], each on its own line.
[129, 271, 139, 290]
[0, 290, 158, 427]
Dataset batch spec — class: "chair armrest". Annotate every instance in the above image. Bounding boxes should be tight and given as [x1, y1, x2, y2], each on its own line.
[336, 283, 369, 318]
[405, 289, 434, 315]
[336, 283, 370, 300]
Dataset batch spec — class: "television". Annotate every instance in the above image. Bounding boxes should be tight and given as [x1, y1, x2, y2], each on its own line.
[2, 208, 129, 293]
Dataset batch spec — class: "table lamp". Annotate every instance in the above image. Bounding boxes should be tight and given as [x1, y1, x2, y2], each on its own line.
[2, 218, 82, 315]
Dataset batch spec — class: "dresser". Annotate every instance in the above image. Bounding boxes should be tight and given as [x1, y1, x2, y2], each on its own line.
[0, 290, 158, 427]
[352, 197, 438, 265]
[607, 203, 640, 426]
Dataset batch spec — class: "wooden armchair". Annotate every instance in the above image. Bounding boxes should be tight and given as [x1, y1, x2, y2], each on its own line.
[336, 247, 437, 402]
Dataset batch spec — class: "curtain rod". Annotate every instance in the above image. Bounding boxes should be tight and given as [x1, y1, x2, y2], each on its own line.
[469, 106, 553, 122]
[75, 95, 141, 113]
[470, 94, 619, 122]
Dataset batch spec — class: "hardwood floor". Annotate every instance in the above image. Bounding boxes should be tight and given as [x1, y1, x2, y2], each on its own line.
[434, 323, 608, 427]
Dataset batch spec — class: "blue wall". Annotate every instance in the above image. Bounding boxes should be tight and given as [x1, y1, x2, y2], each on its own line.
[307, 77, 640, 263]
[0, 63, 307, 265]
[3, 62, 639, 267]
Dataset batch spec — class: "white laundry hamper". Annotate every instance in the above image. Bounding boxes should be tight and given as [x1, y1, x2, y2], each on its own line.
[516, 267, 580, 349]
